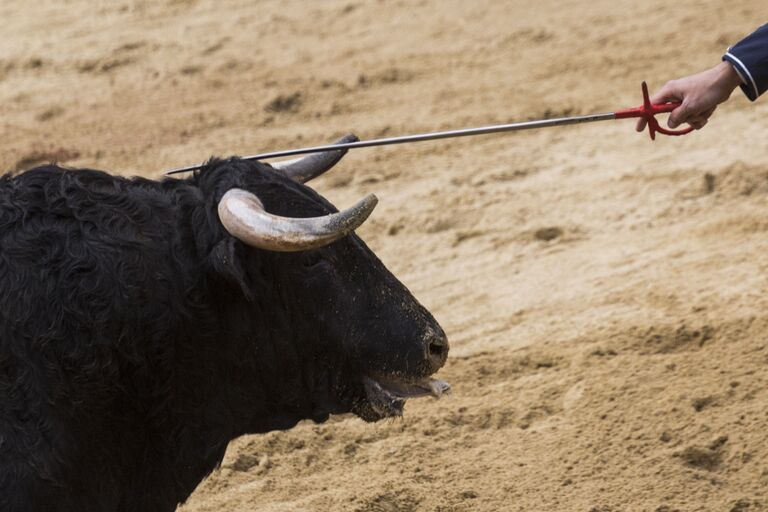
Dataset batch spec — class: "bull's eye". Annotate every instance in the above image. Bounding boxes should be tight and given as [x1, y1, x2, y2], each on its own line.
[302, 251, 324, 268]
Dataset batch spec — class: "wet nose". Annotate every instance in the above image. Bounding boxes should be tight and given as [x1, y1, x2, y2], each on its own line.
[425, 328, 449, 371]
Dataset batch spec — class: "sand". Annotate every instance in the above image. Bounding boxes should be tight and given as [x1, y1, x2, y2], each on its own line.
[2, 1, 767, 510]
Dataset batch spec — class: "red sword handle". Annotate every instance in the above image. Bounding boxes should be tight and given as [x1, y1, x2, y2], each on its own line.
[613, 81, 694, 140]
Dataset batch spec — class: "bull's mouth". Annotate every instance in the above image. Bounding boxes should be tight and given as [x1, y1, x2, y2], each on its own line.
[358, 375, 451, 420]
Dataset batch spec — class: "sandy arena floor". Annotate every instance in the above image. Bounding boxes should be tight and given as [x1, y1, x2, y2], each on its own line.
[2, 1, 767, 510]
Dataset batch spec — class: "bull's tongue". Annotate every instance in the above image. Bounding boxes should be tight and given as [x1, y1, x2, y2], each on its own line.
[378, 377, 451, 399]
[428, 379, 451, 398]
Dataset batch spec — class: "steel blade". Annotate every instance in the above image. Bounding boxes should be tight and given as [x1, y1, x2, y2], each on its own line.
[165, 112, 616, 175]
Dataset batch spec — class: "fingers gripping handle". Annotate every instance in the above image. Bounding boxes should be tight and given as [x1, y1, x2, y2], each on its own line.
[640, 81, 694, 139]
[614, 81, 694, 140]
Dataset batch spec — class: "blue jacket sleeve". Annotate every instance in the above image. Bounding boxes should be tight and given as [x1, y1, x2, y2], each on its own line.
[723, 24, 768, 101]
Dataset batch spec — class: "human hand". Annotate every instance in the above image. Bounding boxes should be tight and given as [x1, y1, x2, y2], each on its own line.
[636, 61, 743, 132]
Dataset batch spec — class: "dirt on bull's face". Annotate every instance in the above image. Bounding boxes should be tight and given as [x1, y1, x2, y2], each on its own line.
[1, 1, 766, 511]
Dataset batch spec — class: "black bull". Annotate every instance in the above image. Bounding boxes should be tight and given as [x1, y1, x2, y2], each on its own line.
[0, 144, 449, 512]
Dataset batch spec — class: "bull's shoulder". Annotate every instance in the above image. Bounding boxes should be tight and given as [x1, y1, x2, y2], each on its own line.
[0, 166, 181, 231]
[0, 166, 203, 348]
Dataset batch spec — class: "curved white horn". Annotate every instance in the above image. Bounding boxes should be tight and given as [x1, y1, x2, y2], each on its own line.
[270, 134, 359, 183]
[217, 188, 377, 252]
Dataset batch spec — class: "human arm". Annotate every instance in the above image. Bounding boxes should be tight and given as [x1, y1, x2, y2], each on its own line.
[637, 24, 768, 132]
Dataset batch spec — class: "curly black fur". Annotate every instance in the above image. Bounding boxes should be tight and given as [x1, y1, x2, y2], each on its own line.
[0, 159, 447, 512]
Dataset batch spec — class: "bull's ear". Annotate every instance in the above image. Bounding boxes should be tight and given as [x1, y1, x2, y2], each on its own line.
[209, 238, 254, 302]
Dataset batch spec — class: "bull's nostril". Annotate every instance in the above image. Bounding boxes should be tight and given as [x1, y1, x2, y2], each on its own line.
[423, 326, 449, 370]
[429, 342, 443, 357]
[427, 335, 448, 366]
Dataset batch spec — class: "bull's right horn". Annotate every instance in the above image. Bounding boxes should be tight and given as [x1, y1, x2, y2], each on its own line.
[271, 133, 359, 183]
[217, 188, 377, 252]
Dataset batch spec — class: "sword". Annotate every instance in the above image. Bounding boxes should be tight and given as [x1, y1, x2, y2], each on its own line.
[165, 82, 692, 176]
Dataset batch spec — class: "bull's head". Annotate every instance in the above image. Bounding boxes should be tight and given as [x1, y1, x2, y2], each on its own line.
[202, 135, 448, 426]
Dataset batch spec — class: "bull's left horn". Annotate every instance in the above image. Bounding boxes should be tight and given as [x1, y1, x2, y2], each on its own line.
[271, 133, 359, 183]
[217, 188, 377, 252]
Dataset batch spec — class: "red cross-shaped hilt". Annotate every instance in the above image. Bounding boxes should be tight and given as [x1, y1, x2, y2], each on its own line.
[614, 81, 694, 140]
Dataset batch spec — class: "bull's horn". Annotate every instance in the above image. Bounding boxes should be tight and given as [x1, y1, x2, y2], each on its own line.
[217, 188, 377, 252]
[271, 133, 359, 183]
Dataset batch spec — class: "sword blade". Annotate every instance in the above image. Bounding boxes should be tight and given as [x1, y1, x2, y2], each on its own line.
[165, 112, 616, 175]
